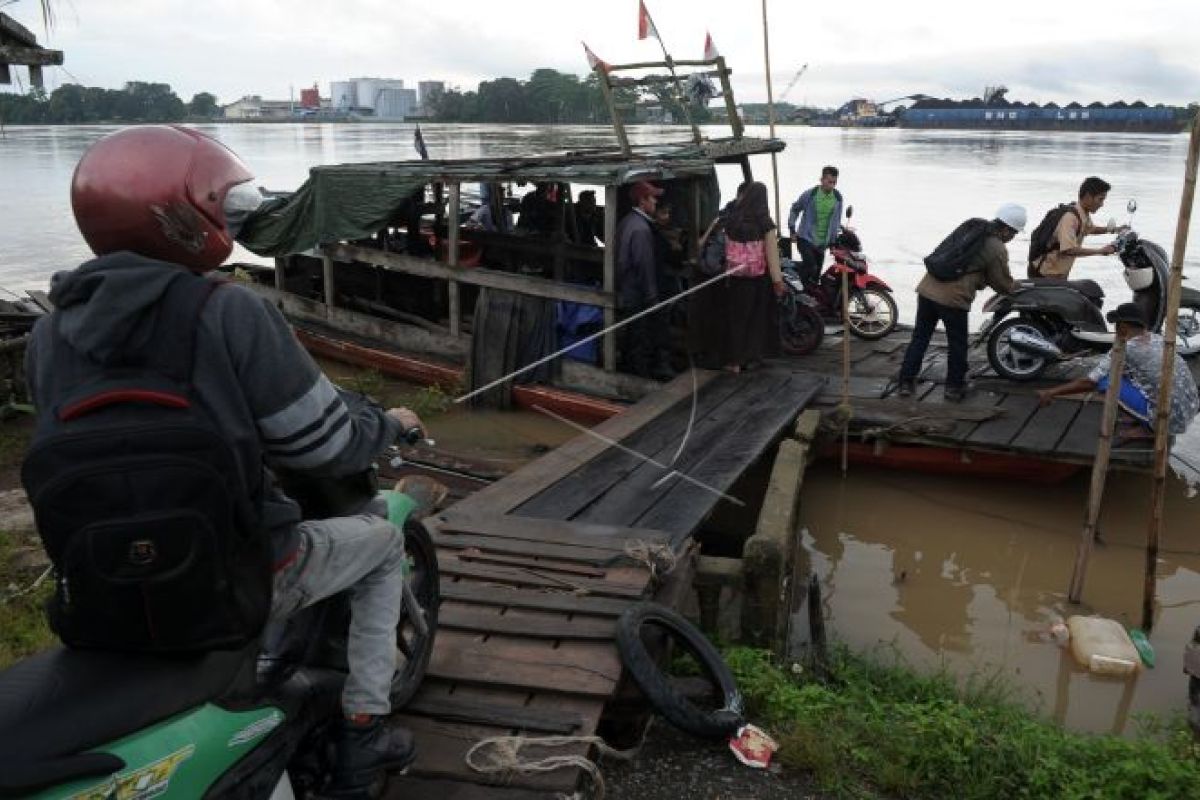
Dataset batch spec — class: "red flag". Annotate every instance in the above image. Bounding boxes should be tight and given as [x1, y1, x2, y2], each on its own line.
[582, 41, 610, 73]
[703, 31, 719, 61]
[637, 0, 660, 42]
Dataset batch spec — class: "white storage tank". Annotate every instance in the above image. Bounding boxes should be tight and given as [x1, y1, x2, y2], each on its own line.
[330, 81, 356, 111]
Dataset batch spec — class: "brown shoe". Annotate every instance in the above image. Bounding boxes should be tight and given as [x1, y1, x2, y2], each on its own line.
[392, 475, 449, 520]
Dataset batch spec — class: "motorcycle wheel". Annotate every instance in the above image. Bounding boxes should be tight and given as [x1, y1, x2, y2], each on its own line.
[987, 317, 1051, 381]
[780, 296, 824, 355]
[1176, 307, 1200, 357]
[390, 519, 440, 708]
[847, 287, 898, 340]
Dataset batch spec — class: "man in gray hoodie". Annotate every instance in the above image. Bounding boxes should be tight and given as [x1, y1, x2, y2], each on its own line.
[27, 125, 423, 792]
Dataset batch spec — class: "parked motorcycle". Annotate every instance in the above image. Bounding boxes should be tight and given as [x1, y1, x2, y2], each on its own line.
[0, 445, 439, 800]
[788, 207, 899, 340]
[778, 262, 825, 355]
[981, 202, 1200, 381]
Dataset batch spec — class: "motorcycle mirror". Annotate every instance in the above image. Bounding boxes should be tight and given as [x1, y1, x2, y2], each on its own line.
[845, 205, 854, 219]
[1127, 199, 1137, 214]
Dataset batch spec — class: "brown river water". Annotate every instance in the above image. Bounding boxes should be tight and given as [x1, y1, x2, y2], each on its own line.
[799, 461, 1199, 734]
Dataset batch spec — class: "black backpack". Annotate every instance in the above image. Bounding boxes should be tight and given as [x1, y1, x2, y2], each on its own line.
[21, 276, 271, 654]
[1027, 204, 1081, 275]
[923, 218, 992, 281]
[698, 221, 727, 277]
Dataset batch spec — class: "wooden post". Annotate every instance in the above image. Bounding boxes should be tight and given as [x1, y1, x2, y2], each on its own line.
[714, 56, 744, 139]
[760, 0, 782, 226]
[1068, 337, 1127, 603]
[602, 184, 619, 371]
[689, 178, 702, 261]
[322, 253, 336, 316]
[447, 182, 461, 338]
[273, 257, 286, 291]
[840, 267, 851, 475]
[1142, 108, 1200, 630]
[595, 68, 632, 156]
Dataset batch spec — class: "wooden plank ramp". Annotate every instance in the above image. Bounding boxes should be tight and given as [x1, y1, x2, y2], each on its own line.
[386, 368, 824, 797]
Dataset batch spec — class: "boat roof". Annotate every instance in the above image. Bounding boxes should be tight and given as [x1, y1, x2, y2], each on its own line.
[306, 136, 784, 185]
[238, 135, 783, 257]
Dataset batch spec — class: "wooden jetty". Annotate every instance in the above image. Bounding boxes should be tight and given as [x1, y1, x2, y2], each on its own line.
[382, 368, 823, 797]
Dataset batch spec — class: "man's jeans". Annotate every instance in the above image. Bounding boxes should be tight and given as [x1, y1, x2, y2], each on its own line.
[796, 239, 826, 285]
[899, 295, 970, 388]
[269, 514, 406, 715]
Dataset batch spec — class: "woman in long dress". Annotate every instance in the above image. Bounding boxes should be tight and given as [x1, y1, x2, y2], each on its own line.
[702, 182, 784, 372]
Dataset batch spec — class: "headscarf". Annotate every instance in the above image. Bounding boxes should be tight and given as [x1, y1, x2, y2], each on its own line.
[723, 181, 776, 243]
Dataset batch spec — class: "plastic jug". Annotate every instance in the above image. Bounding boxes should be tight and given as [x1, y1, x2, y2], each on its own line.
[1066, 616, 1139, 677]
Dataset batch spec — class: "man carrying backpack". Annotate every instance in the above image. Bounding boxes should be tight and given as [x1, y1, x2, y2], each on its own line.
[897, 204, 1025, 401]
[23, 126, 426, 793]
[787, 166, 844, 283]
[1028, 176, 1123, 278]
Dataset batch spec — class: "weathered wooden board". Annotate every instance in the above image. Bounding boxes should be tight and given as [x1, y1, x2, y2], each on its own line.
[426, 630, 623, 696]
[1009, 400, 1082, 453]
[1056, 400, 1103, 458]
[438, 603, 617, 641]
[440, 581, 635, 617]
[433, 514, 672, 548]
[965, 393, 1040, 448]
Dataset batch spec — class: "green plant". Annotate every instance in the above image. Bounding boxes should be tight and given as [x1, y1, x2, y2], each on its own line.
[724, 646, 1200, 799]
[0, 529, 56, 669]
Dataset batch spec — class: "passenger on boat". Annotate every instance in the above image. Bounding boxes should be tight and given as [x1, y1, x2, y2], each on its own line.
[1028, 176, 1123, 279]
[574, 189, 605, 246]
[44, 125, 428, 792]
[897, 204, 1024, 402]
[707, 181, 784, 374]
[1036, 303, 1200, 438]
[615, 180, 672, 380]
[787, 166, 844, 285]
[516, 182, 560, 236]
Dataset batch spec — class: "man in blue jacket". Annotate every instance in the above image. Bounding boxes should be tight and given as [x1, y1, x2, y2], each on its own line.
[787, 166, 844, 282]
[615, 181, 672, 379]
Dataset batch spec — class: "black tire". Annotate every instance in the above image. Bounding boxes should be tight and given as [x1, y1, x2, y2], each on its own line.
[847, 287, 898, 340]
[389, 520, 439, 708]
[780, 296, 825, 355]
[987, 316, 1051, 381]
[615, 602, 744, 739]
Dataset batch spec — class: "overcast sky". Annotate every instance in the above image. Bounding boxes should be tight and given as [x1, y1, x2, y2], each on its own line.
[6, 0, 1199, 108]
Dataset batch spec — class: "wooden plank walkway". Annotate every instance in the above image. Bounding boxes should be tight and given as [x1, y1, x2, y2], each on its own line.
[385, 368, 824, 798]
[795, 328, 1200, 469]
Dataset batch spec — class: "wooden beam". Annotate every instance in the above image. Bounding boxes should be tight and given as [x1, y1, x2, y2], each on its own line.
[273, 257, 287, 291]
[602, 185, 619, 371]
[0, 45, 63, 66]
[447, 182, 461, 338]
[594, 67, 631, 156]
[607, 58, 723, 71]
[323, 243, 614, 308]
[321, 253, 336, 312]
[715, 56, 744, 138]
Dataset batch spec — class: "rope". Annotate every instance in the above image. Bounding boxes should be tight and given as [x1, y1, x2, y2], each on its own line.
[465, 734, 638, 800]
[1, 565, 52, 604]
[619, 539, 678, 579]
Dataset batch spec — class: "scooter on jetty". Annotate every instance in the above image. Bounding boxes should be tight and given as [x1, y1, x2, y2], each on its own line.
[0, 436, 440, 800]
[786, 207, 899, 341]
[980, 200, 1200, 381]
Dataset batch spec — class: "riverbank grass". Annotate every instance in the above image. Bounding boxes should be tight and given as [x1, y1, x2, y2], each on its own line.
[726, 647, 1200, 799]
[0, 528, 55, 669]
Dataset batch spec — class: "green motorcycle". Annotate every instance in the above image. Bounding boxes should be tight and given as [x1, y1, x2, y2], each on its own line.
[0, 483, 439, 800]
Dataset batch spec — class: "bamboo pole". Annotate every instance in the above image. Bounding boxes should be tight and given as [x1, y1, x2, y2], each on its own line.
[1067, 337, 1127, 603]
[761, 0, 782, 226]
[447, 182, 461, 338]
[1141, 108, 1200, 631]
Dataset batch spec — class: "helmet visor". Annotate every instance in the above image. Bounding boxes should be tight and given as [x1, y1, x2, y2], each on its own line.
[222, 181, 266, 238]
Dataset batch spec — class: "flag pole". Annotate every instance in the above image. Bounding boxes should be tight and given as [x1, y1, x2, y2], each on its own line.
[761, 0, 781, 225]
[641, 3, 702, 143]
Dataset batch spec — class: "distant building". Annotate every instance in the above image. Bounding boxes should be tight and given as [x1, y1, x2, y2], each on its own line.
[417, 80, 445, 112]
[330, 77, 407, 114]
[376, 87, 418, 120]
[221, 95, 295, 120]
[299, 84, 321, 109]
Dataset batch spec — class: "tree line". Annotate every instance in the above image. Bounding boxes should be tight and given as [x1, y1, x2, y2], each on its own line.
[0, 81, 218, 124]
[427, 68, 712, 125]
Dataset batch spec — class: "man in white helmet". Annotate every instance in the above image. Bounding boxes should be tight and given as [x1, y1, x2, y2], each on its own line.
[898, 204, 1024, 401]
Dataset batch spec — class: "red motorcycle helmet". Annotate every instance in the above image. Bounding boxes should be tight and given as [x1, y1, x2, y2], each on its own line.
[71, 125, 255, 271]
